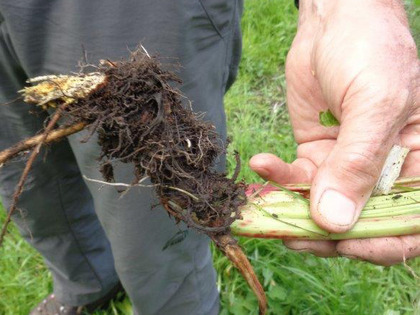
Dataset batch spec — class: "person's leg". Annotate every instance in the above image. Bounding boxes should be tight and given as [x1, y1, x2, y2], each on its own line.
[0, 19, 120, 306]
[0, 0, 242, 313]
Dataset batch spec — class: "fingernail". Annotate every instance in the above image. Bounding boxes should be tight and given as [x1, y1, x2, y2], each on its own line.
[318, 189, 356, 227]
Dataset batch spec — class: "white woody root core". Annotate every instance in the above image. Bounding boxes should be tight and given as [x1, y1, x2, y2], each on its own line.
[373, 145, 410, 196]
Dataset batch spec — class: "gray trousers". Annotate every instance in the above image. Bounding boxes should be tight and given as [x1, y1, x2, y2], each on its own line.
[0, 1, 242, 314]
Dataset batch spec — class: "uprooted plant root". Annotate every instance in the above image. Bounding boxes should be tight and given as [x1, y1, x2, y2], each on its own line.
[67, 54, 246, 233]
[1, 49, 267, 314]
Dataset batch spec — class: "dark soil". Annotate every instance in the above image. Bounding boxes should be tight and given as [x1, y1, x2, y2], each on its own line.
[65, 50, 247, 235]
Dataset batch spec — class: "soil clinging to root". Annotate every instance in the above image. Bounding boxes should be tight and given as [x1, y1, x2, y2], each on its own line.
[65, 51, 246, 234]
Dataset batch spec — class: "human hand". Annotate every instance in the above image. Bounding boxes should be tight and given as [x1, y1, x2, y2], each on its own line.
[250, 0, 420, 266]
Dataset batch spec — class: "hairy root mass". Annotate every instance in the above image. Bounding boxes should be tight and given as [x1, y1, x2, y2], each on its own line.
[65, 53, 247, 234]
[4, 49, 266, 314]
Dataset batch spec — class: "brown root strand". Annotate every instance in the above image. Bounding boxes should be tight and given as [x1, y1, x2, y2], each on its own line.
[212, 234, 267, 315]
[0, 122, 86, 165]
[164, 202, 266, 314]
[0, 104, 69, 246]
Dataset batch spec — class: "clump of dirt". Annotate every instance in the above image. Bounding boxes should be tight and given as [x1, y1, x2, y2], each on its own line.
[65, 51, 246, 234]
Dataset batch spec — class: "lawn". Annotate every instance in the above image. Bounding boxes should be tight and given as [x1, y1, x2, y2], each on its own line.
[1, 1, 419, 314]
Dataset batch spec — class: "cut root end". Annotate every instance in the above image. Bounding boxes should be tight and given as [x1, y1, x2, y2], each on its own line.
[211, 234, 267, 315]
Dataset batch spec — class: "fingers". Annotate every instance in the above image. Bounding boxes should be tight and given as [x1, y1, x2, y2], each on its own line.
[284, 236, 420, 265]
[283, 239, 338, 257]
[309, 106, 403, 233]
[249, 153, 316, 184]
[250, 153, 340, 258]
[337, 235, 420, 266]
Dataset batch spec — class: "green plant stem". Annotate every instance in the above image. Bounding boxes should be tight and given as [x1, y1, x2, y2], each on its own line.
[232, 189, 420, 240]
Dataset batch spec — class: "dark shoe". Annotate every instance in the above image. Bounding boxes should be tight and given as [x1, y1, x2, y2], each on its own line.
[29, 282, 124, 315]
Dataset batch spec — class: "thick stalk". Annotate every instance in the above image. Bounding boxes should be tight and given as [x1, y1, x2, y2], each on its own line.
[232, 188, 420, 240]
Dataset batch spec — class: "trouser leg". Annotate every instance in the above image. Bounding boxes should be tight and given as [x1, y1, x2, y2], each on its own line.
[0, 0, 242, 313]
[0, 22, 119, 306]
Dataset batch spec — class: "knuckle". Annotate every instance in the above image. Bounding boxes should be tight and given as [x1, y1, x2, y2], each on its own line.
[346, 69, 412, 117]
[336, 148, 382, 186]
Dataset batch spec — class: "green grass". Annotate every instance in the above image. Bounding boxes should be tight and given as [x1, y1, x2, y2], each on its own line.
[1, 1, 420, 314]
[225, 0, 297, 183]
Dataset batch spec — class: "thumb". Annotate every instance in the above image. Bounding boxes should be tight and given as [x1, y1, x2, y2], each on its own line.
[310, 113, 401, 233]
